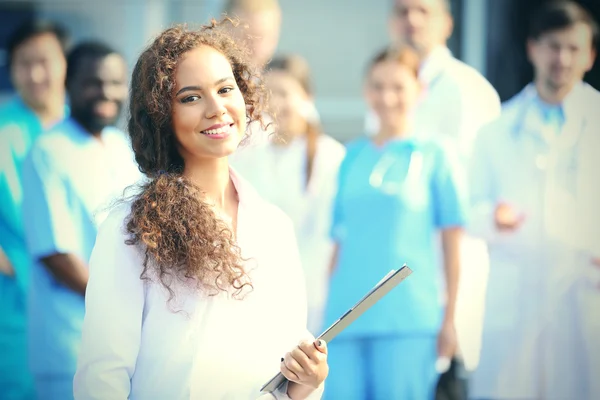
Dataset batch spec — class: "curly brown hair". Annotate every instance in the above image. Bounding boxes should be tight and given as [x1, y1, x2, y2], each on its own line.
[125, 19, 268, 300]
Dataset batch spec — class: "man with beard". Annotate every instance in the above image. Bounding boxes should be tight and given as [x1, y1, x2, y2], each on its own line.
[20, 41, 140, 399]
[468, 2, 599, 399]
[0, 19, 69, 400]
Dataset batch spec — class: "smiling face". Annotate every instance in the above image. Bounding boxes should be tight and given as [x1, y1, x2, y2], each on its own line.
[528, 22, 595, 93]
[265, 69, 309, 138]
[365, 59, 422, 132]
[389, 0, 452, 54]
[10, 32, 67, 112]
[171, 45, 247, 163]
[68, 53, 128, 134]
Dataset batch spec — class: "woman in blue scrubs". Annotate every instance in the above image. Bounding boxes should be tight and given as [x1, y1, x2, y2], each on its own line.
[323, 46, 465, 400]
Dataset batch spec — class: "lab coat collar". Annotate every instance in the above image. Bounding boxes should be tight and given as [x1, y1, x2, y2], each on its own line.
[520, 81, 586, 115]
[229, 166, 262, 209]
[515, 81, 588, 148]
[419, 46, 453, 85]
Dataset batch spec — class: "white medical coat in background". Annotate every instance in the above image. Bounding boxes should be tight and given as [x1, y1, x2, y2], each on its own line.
[74, 169, 324, 400]
[468, 82, 600, 400]
[231, 135, 346, 335]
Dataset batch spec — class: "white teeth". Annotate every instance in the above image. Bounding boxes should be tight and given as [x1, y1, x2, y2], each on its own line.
[203, 125, 231, 135]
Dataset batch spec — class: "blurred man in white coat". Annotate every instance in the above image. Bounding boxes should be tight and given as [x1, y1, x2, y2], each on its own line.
[468, 2, 599, 399]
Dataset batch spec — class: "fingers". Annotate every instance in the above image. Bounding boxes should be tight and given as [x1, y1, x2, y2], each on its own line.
[314, 339, 328, 355]
[280, 357, 300, 382]
[297, 339, 328, 363]
[280, 339, 329, 386]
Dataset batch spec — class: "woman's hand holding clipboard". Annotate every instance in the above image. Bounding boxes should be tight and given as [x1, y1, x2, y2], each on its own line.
[260, 265, 413, 394]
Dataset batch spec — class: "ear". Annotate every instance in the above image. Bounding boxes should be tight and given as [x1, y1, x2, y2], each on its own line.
[444, 13, 454, 40]
[585, 48, 597, 72]
[526, 38, 537, 63]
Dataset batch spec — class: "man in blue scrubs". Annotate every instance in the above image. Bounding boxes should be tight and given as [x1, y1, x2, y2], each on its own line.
[21, 41, 140, 399]
[0, 20, 69, 399]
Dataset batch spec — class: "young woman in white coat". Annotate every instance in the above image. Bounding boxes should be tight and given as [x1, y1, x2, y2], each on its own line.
[231, 54, 346, 335]
[73, 20, 328, 400]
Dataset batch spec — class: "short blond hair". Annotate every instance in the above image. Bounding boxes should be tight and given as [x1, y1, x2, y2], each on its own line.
[223, 0, 280, 14]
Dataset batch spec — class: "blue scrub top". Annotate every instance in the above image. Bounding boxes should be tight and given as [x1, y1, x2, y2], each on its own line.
[0, 97, 67, 331]
[324, 137, 466, 338]
[21, 117, 140, 376]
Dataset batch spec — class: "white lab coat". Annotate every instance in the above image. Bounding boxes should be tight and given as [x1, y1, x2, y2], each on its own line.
[230, 135, 346, 335]
[74, 168, 324, 400]
[366, 46, 502, 371]
[468, 82, 600, 400]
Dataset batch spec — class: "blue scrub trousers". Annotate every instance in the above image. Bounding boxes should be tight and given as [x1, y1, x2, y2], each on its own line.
[324, 335, 438, 400]
[0, 275, 35, 400]
[34, 376, 74, 400]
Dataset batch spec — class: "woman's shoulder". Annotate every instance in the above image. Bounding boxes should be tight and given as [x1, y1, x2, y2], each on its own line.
[316, 134, 346, 165]
[96, 200, 134, 243]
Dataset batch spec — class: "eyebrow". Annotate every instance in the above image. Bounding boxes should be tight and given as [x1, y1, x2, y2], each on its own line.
[175, 77, 235, 96]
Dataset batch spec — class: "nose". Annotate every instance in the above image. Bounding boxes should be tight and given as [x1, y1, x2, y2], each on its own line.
[380, 89, 398, 108]
[557, 48, 573, 67]
[405, 9, 424, 29]
[99, 82, 125, 101]
[204, 95, 227, 119]
[28, 64, 47, 85]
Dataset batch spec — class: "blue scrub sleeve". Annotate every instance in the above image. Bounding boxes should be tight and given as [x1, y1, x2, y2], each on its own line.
[329, 154, 349, 243]
[431, 145, 467, 229]
[21, 146, 81, 261]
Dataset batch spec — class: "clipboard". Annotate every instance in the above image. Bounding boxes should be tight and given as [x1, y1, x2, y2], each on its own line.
[260, 264, 413, 394]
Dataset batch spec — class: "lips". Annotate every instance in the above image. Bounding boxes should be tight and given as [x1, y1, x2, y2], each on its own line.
[201, 123, 234, 136]
[93, 101, 118, 119]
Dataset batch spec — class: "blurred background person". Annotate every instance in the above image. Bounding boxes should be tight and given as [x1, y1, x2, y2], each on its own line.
[382, 0, 501, 159]
[324, 46, 464, 399]
[0, 19, 69, 400]
[223, 0, 282, 150]
[379, 0, 503, 377]
[20, 41, 139, 400]
[468, 2, 599, 399]
[223, 0, 281, 69]
[231, 54, 345, 335]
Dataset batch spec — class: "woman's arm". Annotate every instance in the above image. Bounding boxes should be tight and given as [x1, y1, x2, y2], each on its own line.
[431, 144, 466, 358]
[73, 206, 144, 399]
[440, 227, 461, 326]
[0, 245, 14, 276]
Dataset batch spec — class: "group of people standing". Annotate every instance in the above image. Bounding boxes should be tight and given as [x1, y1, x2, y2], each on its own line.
[0, 0, 598, 399]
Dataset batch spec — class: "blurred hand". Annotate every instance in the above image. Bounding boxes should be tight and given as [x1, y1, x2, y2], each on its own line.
[437, 319, 458, 359]
[494, 203, 525, 232]
[0, 249, 15, 277]
[592, 258, 600, 290]
[281, 339, 328, 390]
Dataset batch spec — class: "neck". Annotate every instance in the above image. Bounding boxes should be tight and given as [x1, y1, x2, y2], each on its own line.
[374, 117, 411, 145]
[534, 78, 577, 105]
[183, 157, 234, 210]
[416, 43, 444, 62]
[30, 92, 66, 128]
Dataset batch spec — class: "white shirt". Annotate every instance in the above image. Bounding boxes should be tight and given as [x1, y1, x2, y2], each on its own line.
[73, 169, 324, 400]
[230, 135, 345, 334]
